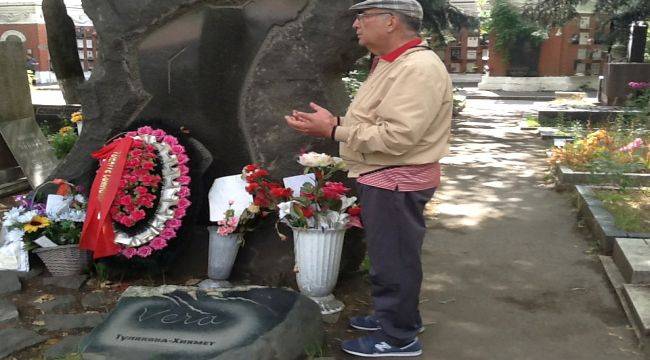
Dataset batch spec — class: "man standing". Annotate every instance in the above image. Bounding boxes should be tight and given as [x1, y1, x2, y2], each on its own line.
[285, 0, 452, 357]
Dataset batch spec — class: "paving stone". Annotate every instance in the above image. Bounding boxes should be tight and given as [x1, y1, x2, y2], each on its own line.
[613, 238, 650, 284]
[0, 270, 21, 295]
[80, 286, 323, 359]
[34, 294, 77, 313]
[0, 327, 47, 358]
[42, 274, 88, 290]
[43, 335, 83, 359]
[81, 292, 111, 309]
[623, 284, 650, 336]
[0, 298, 18, 323]
[42, 313, 106, 331]
[0, 268, 41, 281]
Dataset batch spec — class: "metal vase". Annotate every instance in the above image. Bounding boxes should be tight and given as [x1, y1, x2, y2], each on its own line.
[207, 226, 242, 280]
[292, 227, 346, 315]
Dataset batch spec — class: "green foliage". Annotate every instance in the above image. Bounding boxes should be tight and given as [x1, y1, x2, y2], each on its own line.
[484, 0, 547, 65]
[524, 115, 540, 128]
[48, 127, 78, 159]
[304, 342, 326, 359]
[23, 219, 83, 250]
[594, 188, 650, 232]
[418, 0, 479, 43]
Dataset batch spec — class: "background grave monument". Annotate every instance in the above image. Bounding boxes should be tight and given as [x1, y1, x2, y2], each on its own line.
[0, 41, 58, 190]
[50, 0, 366, 283]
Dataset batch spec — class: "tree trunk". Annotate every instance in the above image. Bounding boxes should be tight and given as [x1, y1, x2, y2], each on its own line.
[42, 0, 84, 104]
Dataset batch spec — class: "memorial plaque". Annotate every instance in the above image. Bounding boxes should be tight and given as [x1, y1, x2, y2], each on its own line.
[0, 42, 57, 187]
[467, 50, 477, 60]
[580, 16, 590, 29]
[577, 49, 587, 60]
[80, 286, 323, 360]
[579, 32, 590, 45]
[467, 36, 479, 48]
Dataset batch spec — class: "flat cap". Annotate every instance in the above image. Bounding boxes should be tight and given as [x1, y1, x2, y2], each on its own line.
[349, 0, 423, 21]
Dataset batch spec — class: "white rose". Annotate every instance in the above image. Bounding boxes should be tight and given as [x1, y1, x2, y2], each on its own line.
[277, 201, 294, 219]
[340, 196, 357, 211]
[2, 207, 24, 227]
[298, 152, 333, 168]
[332, 157, 347, 170]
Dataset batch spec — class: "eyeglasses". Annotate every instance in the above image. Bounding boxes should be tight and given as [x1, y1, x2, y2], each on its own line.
[355, 12, 393, 21]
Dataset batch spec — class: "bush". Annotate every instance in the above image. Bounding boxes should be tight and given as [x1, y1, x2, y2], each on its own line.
[49, 126, 78, 159]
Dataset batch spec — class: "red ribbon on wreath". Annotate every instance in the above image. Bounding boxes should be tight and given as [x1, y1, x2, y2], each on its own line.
[80, 137, 134, 259]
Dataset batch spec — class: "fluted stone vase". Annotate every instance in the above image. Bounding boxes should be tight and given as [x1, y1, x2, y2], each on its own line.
[292, 227, 346, 315]
[199, 226, 242, 290]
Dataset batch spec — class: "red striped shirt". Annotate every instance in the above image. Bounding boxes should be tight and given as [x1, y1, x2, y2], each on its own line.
[358, 162, 441, 191]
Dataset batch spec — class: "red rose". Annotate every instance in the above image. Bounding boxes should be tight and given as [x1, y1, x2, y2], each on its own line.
[244, 164, 258, 172]
[348, 206, 361, 216]
[300, 206, 314, 218]
[270, 187, 293, 199]
[246, 182, 260, 193]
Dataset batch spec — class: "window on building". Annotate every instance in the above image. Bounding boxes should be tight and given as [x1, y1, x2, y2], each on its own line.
[77, 39, 84, 48]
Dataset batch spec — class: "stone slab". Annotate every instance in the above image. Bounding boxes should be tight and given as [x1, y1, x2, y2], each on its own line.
[558, 165, 650, 187]
[575, 185, 650, 254]
[80, 286, 323, 360]
[623, 284, 650, 336]
[0, 298, 18, 323]
[0, 270, 21, 295]
[42, 313, 106, 331]
[34, 294, 77, 313]
[0, 327, 47, 358]
[600, 256, 645, 342]
[81, 292, 111, 309]
[43, 335, 83, 360]
[42, 274, 88, 290]
[613, 238, 650, 284]
[0, 41, 58, 187]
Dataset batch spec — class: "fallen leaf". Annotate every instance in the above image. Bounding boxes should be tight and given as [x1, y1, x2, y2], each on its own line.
[33, 294, 55, 303]
[32, 320, 45, 326]
[45, 339, 60, 345]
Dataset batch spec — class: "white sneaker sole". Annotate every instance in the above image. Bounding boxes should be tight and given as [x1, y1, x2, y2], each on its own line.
[342, 348, 423, 357]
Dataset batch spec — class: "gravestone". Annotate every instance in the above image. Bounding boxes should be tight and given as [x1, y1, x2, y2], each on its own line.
[50, 0, 366, 283]
[0, 42, 58, 188]
[80, 286, 323, 360]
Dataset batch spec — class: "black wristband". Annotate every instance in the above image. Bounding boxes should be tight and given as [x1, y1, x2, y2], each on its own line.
[330, 125, 338, 141]
[337, 116, 341, 126]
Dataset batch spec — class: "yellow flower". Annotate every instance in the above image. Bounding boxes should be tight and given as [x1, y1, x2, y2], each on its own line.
[23, 216, 50, 233]
[71, 112, 84, 123]
[59, 126, 74, 134]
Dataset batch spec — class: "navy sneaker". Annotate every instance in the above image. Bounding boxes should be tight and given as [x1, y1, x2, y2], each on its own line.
[349, 315, 426, 333]
[341, 335, 422, 357]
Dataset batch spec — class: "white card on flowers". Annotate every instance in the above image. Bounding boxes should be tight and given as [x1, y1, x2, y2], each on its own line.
[283, 174, 316, 197]
[208, 175, 253, 222]
[45, 194, 69, 216]
[34, 236, 58, 248]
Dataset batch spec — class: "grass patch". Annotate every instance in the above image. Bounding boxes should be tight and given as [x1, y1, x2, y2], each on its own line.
[594, 188, 650, 233]
[523, 115, 540, 128]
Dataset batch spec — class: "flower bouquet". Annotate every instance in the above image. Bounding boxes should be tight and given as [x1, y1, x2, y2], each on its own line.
[276, 152, 361, 315]
[204, 164, 289, 283]
[1, 181, 90, 275]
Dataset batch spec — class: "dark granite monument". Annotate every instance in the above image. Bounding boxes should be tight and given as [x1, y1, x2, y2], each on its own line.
[80, 286, 323, 359]
[49, 0, 365, 283]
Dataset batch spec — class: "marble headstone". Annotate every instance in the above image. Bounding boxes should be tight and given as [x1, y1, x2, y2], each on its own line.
[80, 286, 323, 360]
[0, 42, 57, 188]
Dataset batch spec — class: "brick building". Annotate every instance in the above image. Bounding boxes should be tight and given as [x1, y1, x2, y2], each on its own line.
[0, 0, 97, 84]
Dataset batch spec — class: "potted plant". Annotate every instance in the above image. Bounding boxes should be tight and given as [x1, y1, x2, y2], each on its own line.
[203, 164, 288, 287]
[2, 181, 90, 276]
[277, 152, 362, 314]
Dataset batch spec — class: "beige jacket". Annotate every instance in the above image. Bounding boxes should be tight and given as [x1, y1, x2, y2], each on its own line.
[335, 44, 453, 178]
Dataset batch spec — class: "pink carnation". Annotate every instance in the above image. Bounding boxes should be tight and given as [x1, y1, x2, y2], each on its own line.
[618, 138, 644, 152]
[178, 165, 190, 175]
[171, 145, 185, 154]
[126, 131, 138, 138]
[150, 237, 167, 250]
[163, 135, 179, 146]
[226, 216, 239, 227]
[178, 186, 190, 197]
[167, 219, 182, 229]
[122, 247, 137, 259]
[151, 129, 166, 140]
[137, 126, 154, 135]
[176, 154, 189, 165]
[160, 227, 177, 240]
[178, 175, 191, 185]
[136, 246, 153, 257]
[217, 225, 236, 236]
[177, 198, 191, 210]
[174, 208, 186, 217]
